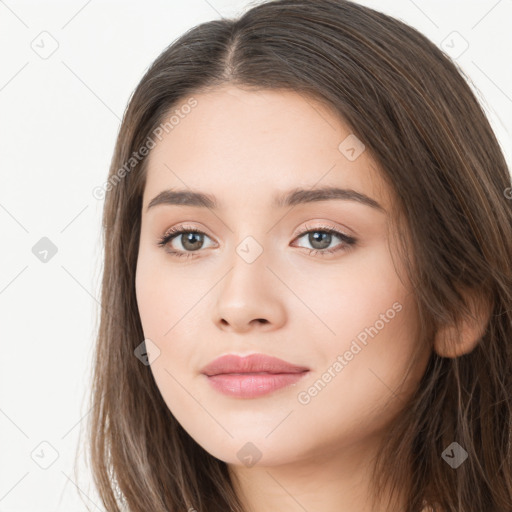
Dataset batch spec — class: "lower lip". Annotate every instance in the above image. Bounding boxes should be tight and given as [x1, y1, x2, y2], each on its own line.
[205, 372, 309, 398]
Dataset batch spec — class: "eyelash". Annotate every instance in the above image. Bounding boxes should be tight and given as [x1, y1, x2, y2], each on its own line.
[156, 223, 357, 259]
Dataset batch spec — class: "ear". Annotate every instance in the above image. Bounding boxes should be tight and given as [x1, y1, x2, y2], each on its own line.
[433, 287, 493, 358]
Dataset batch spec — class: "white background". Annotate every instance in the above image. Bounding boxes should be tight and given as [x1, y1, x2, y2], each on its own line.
[0, 0, 511, 510]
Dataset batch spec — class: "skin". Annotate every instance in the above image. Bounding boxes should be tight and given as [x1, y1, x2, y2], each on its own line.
[135, 85, 433, 512]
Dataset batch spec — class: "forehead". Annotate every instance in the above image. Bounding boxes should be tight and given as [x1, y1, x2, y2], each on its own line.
[142, 85, 391, 212]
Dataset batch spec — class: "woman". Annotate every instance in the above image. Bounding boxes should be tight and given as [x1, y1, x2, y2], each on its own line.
[87, 1, 512, 510]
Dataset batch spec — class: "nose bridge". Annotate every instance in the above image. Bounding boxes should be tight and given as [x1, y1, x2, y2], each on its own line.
[221, 211, 271, 273]
[214, 229, 286, 330]
[224, 232, 269, 293]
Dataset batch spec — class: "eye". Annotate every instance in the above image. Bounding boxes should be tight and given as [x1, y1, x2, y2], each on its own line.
[292, 223, 357, 257]
[156, 225, 215, 257]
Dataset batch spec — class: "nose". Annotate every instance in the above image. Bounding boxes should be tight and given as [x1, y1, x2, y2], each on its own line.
[214, 247, 286, 333]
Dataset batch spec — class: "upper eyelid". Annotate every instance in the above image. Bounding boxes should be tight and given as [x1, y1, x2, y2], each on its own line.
[295, 222, 350, 237]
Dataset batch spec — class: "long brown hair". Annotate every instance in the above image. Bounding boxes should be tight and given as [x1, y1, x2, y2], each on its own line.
[84, 1, 512, 510]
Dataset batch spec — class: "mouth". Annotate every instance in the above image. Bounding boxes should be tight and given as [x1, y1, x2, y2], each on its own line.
[204, 371, 309, 398]
[200, 353, 310, 399]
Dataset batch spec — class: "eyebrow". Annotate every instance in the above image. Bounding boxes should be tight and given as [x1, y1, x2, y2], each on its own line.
[146, 186, 385, 213]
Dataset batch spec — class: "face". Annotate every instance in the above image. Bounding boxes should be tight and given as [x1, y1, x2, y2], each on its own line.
[135, 85, 430, 469]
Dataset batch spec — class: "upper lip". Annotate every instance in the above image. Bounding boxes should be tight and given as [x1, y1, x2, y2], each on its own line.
[201, 353, 310, 376]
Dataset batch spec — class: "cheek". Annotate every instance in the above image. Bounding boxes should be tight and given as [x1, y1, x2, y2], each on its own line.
[135, 245, 191, 339]
[135, 250, 201, 377]
[288, 240, 413, 344]
[135, 263, 169, 340]
[135, 259, 198, 424]
[292, 300, 420, 454]
[297, 242, 421, 409]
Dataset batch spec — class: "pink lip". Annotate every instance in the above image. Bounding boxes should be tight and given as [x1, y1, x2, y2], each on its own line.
[201, 353, 310, 398]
